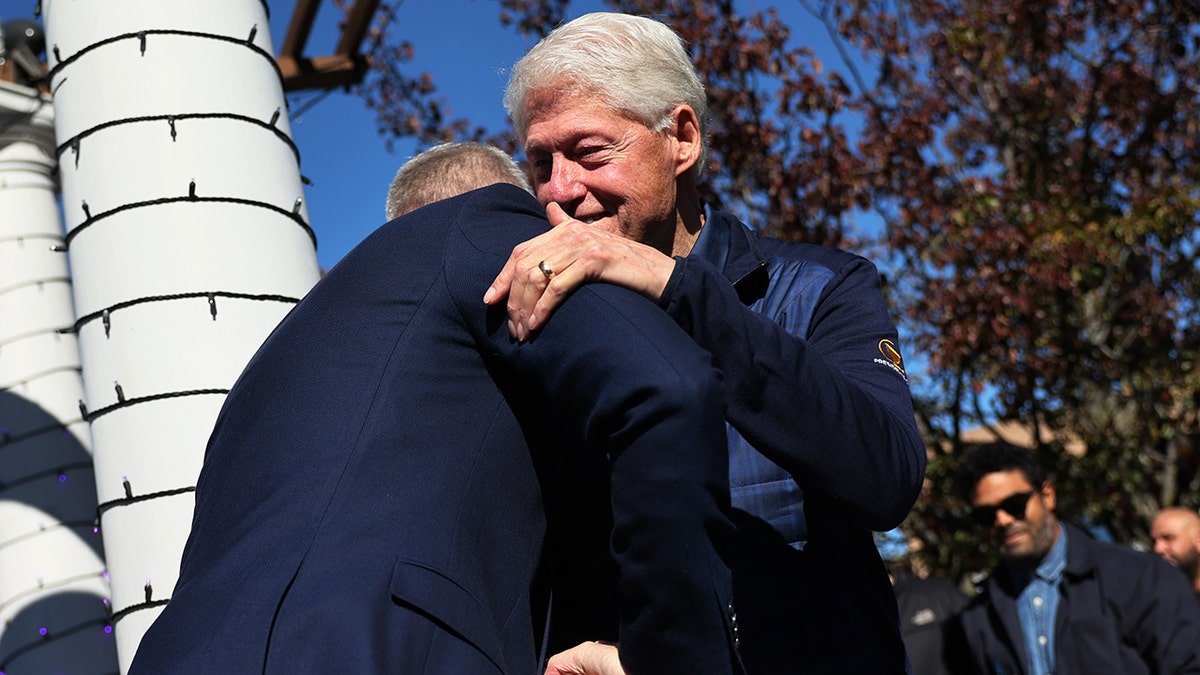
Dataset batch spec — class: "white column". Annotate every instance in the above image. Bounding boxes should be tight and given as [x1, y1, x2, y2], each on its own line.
[0, 80, 116, 675]
[41, 1, 320, 670]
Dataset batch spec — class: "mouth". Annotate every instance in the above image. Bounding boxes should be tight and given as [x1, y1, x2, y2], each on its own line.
[573, 212, 608, 225]
[1000, 528, 1027, 547]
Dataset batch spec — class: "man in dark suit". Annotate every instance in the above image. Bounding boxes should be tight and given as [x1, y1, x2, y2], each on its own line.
[128, 163, 741, 672]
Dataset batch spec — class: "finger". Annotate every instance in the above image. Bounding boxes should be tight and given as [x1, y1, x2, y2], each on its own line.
[546, 202, 573, 227]
[485, 229, 556, 306]
[484, 252, 521, 306]
[544, 642, 622, 675]
[524, 260, 578, 332]
[513, 255, 558, 341]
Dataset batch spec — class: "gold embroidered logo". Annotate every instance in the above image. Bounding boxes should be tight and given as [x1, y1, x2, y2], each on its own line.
[876, 339, 907, 381]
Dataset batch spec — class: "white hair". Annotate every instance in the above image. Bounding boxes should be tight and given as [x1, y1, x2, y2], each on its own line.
[503, 12, 709, 175]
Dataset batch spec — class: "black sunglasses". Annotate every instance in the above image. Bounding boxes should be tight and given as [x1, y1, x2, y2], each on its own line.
[970, 490, 1036, 527]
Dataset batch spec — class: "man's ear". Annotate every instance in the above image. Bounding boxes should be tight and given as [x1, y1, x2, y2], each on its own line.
[1040, 481, 1057, 512]
[668, 104, 702, 177]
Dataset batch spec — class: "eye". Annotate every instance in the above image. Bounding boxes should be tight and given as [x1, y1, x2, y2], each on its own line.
[526, 153, 552, 178]
[576, 145, 605, 160]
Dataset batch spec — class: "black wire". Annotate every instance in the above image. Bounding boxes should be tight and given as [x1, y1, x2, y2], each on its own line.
[48, 28, 281, 82]
[56, 111, 301, 164]
[0, 601, 112, 669]
[82, 388, 229, 423]
[65, 290, 300, 334]
[96, 484, 197, 519]
[63, 194, 315, 248]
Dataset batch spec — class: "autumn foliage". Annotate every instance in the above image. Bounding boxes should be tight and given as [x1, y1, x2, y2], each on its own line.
[341, 0, 1200, 582]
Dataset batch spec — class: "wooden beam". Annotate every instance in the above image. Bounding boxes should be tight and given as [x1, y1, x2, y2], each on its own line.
[335, 0, 382, 57]
[278, 53, 371, 92]
[280, 0, 323, 61]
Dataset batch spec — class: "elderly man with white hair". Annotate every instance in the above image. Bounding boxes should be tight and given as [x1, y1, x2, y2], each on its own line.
[486, 12, 925, 675]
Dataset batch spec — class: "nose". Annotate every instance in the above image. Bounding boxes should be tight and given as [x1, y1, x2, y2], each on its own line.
[538, 157, 587, 208]
[993, 510, 1017, 528]
[1153, 539, 1168, 556]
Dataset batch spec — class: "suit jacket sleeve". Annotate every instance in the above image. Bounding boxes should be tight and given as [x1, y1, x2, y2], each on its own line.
[446, 185, 742, 675]
[662, 242, 924, 531]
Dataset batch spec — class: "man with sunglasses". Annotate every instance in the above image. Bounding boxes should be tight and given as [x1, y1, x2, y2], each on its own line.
[955, 444, 1200, 675]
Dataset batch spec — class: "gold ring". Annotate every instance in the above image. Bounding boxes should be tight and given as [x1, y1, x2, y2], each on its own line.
[538, 260, 556, 280]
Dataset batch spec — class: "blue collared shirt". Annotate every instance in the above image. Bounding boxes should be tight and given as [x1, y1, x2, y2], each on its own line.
[1014, 527, 1068, 675]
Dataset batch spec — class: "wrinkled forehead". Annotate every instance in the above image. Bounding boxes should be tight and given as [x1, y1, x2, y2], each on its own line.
[521, 84, 650, 143]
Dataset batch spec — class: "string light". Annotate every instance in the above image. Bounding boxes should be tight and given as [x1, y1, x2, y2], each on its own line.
[0, 419, 88, 451]
[56, 111, 300, 163]
[48, 28, 284, 90]
[0, 614, 119, 669]
[65, 290, 299, 335]
[63, 192, 314, 247]
[96, 484, 197, 520]
[83, 388, 230, 423]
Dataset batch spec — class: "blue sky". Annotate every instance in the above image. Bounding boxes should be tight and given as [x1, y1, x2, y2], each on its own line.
[2, 0, 841, 270]
[266, 0, 560, 270]
[270, 0, 845, 270]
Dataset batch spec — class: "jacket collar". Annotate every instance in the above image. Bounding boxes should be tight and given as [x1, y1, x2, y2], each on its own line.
[691, 208, 770, 305]
[1059, 521, 1099, 579]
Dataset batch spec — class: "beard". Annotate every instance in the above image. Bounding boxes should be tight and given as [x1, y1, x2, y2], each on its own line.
[997, 518, 1059, 570]
[1178, 548, 1199, 580]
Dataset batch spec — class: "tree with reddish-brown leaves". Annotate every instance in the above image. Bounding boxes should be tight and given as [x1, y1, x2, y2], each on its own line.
[831, 0, 1200, 580]
[344, 0, 1200, 583]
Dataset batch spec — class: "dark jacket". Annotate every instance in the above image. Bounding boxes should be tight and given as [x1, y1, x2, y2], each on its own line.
[128, 185, 742, 675]
[659, 210, 926, 673]
[958, 522, 1200, 675]
[893, 574, 970, 675]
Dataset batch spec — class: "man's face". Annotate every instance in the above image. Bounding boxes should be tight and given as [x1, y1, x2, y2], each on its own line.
[521, 88, 688, 254]
[971, 470, 1060, 569]
[1151, 512, 1200, 579]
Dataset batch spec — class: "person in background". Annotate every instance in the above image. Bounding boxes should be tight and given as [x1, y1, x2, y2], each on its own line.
[128, 144, 743, 674]
[881, 532, 970, 675]
[956, 443, 1200, 675]
[1151, 506, 1200, 601]
[486, 12, 925, 674]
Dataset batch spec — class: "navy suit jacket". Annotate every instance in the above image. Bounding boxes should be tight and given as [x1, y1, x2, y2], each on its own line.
[129, 185, 740, 674]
